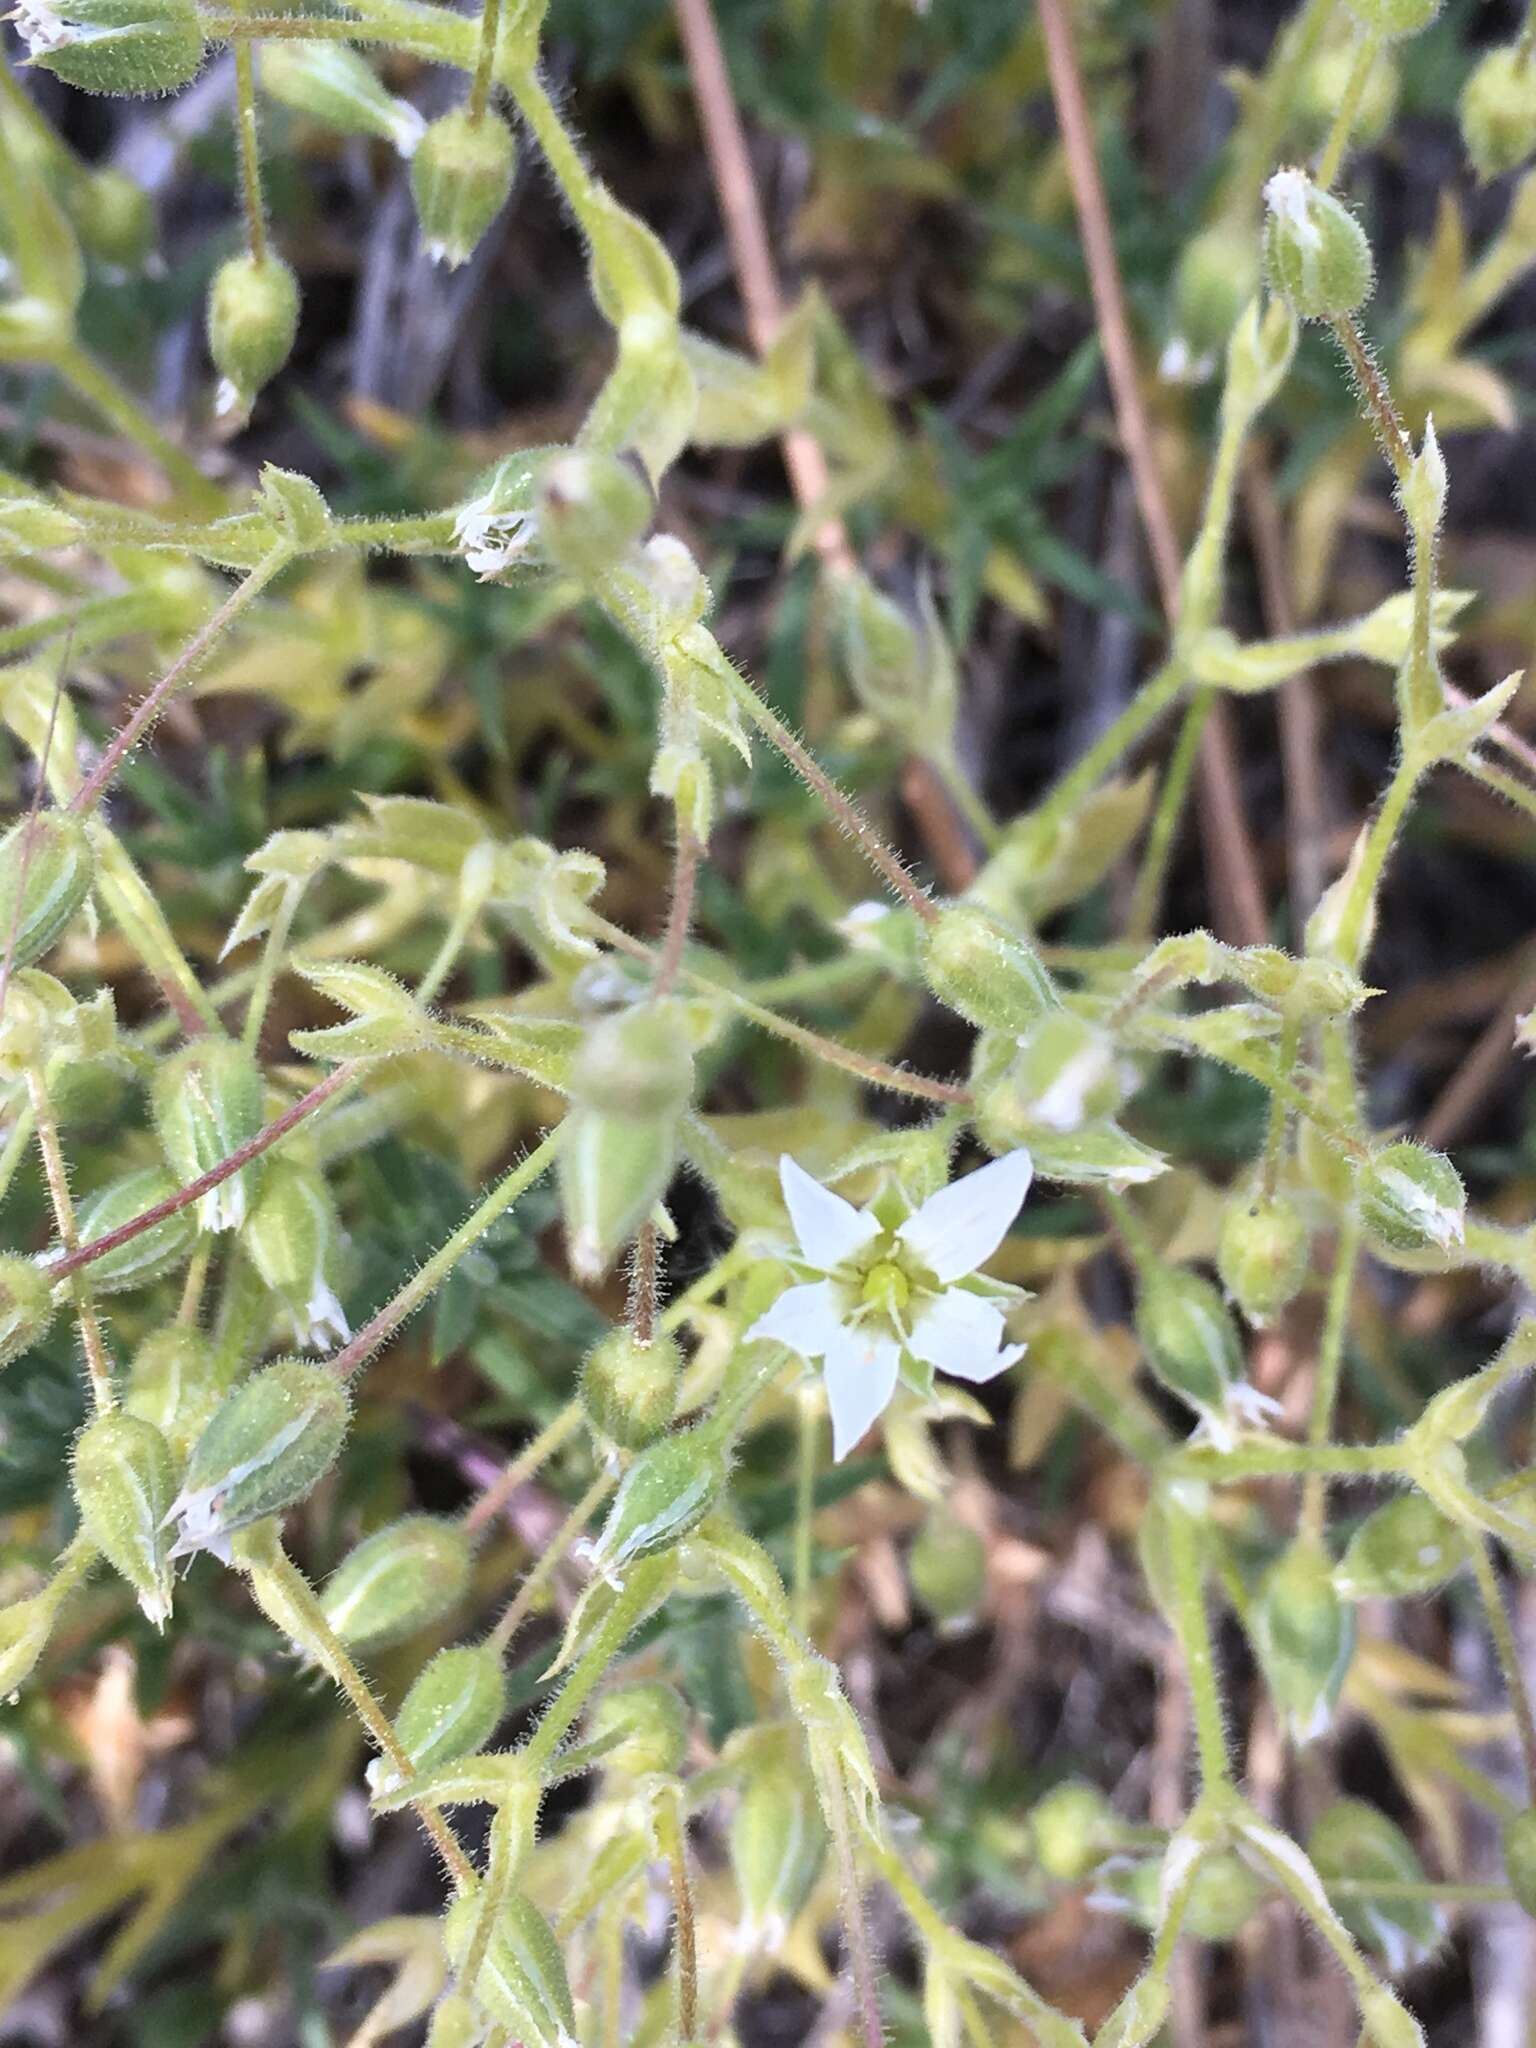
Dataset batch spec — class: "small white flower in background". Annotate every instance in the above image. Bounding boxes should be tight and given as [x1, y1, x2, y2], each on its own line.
[748, 1149, 1034, 1460]
[453, 494, 538, 581]
[10, 0, 73, 53]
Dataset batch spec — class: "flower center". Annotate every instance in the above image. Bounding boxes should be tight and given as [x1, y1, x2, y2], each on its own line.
[859, 1259, 911, 1325]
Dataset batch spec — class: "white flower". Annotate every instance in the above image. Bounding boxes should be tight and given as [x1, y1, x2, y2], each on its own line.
[747, 1150, 1033, 1460]
[453, 493, 538, 581]
[10, 0, 74, 53]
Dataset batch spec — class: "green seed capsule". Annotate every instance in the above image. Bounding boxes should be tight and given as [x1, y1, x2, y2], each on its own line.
[0, 813, 93, 970]
[369, 1642, 506, 1799]
[1171, 220, 1261, 363]
[918, 902, 1058, 1034]
[1216, 1189, 1310, 1326]
[589, 1678, 688, 1776]
[125, 1322, 220, 1451]
[27, 0, 205, 96]
[0, 1591, 57, 1694]
[1135, 1267, 1244, 1418]
[0, 1256, 54, 1369]
[1503, 1808, 1536, 1917]
[730, 1729, 826, 1942]
[908, 1509, 987, 1623]
[537, 449, 652, 582]
[442, 1891, 575, 2048]
[71, 1411, 177, 1627]
[168, 1357, 349, 1561]
[580, 1328, 680, 1450]
[589, 1425, 725, 1576]
[71, 166, 155, 270]
[245, 1159, 349, 1350]
[1310, 1799, 1443, 1970]
[1359, 1139, 1466, 1254]
[74, 1166, 197, 1294]
[151, 1036, 266, 1233]
[1251, 1538, 1354, 1744]
[1263, 168, 1374, 321]
[1461, 47, 1536, 182]
[410, 108, 517, 269]
[319, 1514, 473, 1653]
[559, 1001, 694, 1281]
[1335, 1489, 1468, 1599]
[1029, 1778, 1119, 1883]
[207, 251, 300, 419]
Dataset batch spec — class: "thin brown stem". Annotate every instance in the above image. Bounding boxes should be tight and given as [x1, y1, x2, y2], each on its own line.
[489, 1471, 614, 1650]
[462, 1401, 584, 1537]
[1328, 315, 1414, 491]
[655, 824, 700, 1000]
[1035, 0, 1268, 949]
[70, 553, 290, 819]
[27, 1070, 114, 1410]
[47, 1063, 357, 1281]
[629, 1222, 659, 1346]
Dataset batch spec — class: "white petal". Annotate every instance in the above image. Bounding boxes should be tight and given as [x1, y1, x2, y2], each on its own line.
[747, 1279, 846, 1362]
[821, 1329, 900, 1461]
[907, 1288, 1024, 1385]
[895, 1149, 1034, 1283]
[778, 1155, 880, 1271]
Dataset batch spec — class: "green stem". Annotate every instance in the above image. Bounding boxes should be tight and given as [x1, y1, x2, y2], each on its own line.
[1331, 755, 1421, 969]
[654, 1783, 698, 2039]
[233, 38, 268, 264]
[1470, 1537, 1536, 1802]
[1302, 1210, 1361, 1540]
[328, 1125, 563, 1377]
[52, 343, 220, 515]
[240, 882, 301, 1054]
[467, 0, 504, 121]
[1169, 1439, 1406, 1482]
[1126, 691, 1211, 941]
[521, 1561, 670, 1775]
[1165, 1495, 1231, 1788]
[1259, 1013, 1303, 1201]
[489, 1471, 613, 1650]
[792, 1383, 819, 1637]
[1316, 25, 1385, 188]
[462, 1400, 584, 1535]
[27, 1068, 114, 1413]
[1031, 658, 1188, 838]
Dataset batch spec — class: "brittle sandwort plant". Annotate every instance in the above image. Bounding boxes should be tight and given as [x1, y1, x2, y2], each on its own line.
[4, 0, 1536, 2040]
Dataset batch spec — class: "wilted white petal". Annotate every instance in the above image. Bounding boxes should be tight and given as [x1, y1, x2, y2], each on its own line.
[906, 1287, 1023, 1384]
[822, 1328, 900, 1461]
[778, 1155, 880, 1271]
[747, 1279, 846, 1362]
[895, 1148, 1034, 1283]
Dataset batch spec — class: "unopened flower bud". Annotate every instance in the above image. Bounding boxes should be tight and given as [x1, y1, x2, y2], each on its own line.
[589, 1678, 688, 1776]
[908, 1509, 986, 1623]
[559, 1000, 694, 1280]
[729, 1729, 825, 1942]
[1217, 1189, 1309, 1326]
[0, 495, 84, 556]
[1029, 1778, 1119, 1882]
[125, 1322, 219, 1449]
[1170, 221, 1261, 364]
[411, 107, 516, 268]
[0, 813, 93, 970]
[71, 1411, 177, 1626]
[151, 1036, 265, 1233]
[25, 0, 205, 95]
[588, 1425, 725, 1576]
[1309, 1799, 1441, 1971]
[919, 902, 1057, 1033]
[168, 1357, 349, 1561]
[245, 1160, 349, 1350]
[1335, 1489, 1468, 1599]
[71, 165, 155, 270]
[1461, 47, 1536, 182]
[367, 1642, 506, 1799]
[1135, 1267, 1244, 1418]
[0, 1256, 53, 1368]
[442, 1891, 575, 2048]
[207, 251, 300, 420]
[581, 1327, 680, 1449]
[260, 40, 425, 156]
[975, 1008, 1128, 1152]
[1345, 0, 1441, 37]
[1263, 168, 1374, 320]
[1359, 1140, 1465, 1254]
[1252, 1538, 1354, 1744]
[1503, 1808, 1536, 1917]
[536, 449, 651, 582]
[319, 1514, 473, 1653]
[74, 1166, 196, 1293]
